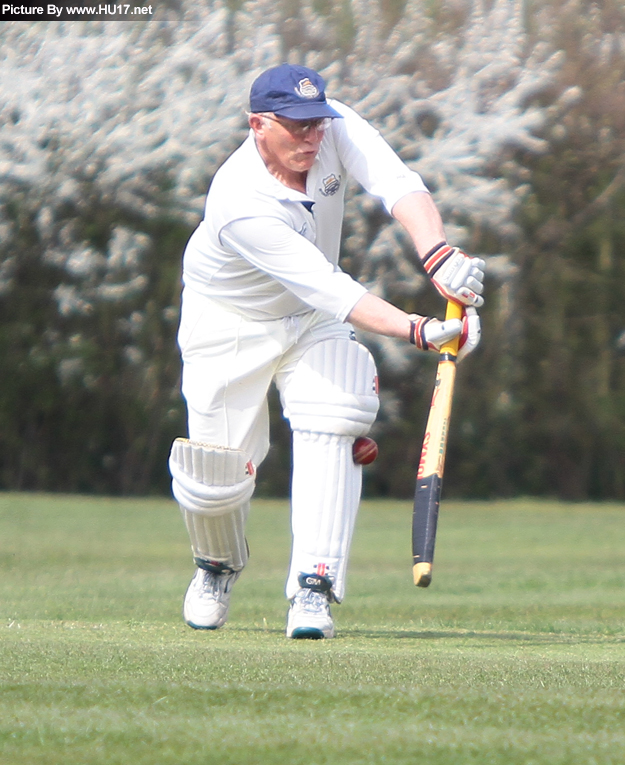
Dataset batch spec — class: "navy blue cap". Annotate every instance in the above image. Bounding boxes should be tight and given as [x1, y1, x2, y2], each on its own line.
[249, 63, 343, 120]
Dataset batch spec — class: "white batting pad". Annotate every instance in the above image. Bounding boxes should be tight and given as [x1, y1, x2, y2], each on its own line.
[282, 339, 379, 602]
[181, 506, 250, 572]
[282, 338, 379, 437]
[169, 438, 255, 572]
[286, 431, 362, 602]
[169, 438, 255, 515]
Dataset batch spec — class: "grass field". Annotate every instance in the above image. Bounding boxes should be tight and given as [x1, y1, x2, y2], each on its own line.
[1, 492, 624, 764]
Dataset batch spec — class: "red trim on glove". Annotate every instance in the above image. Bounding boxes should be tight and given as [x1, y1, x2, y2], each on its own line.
[422, 242, 453, 276]
[457, 309, 469, 352]
[409, 315, 434, 351]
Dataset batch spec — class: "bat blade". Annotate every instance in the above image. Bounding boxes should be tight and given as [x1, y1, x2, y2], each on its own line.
[412, 473, 442, 587]
[412, 301, 462, 587]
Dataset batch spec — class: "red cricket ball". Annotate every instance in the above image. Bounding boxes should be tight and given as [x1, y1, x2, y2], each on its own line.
[352, 436, 378, 465]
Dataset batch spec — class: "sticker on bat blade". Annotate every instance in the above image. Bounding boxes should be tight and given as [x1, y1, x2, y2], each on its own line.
[436, 418, 449, 473]
[417, 432, 431, 479]
[430, 377, 442, 408]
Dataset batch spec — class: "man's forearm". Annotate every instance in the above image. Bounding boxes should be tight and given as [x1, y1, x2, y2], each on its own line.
[392, 191, 486, 308]
[346, 292, 464, 353]
[391, 191, 446, 259]
[346, 292, 412, 340]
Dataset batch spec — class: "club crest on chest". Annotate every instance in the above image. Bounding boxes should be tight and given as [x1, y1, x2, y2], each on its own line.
[320, 174, 341, 197]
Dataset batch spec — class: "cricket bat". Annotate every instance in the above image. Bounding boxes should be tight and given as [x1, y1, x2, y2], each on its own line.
[412, 300, 463, 587]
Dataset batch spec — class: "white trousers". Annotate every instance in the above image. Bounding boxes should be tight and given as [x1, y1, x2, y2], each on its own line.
[178, 288, 378, 601]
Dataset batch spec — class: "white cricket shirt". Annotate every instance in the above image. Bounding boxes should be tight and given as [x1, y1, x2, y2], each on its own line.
[181, 99, 429, 322]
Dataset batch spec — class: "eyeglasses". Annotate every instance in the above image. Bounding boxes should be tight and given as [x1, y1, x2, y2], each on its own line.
[261, 114, 333, 136]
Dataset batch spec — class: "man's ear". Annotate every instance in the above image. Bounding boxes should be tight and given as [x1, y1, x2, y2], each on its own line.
[248, 113, 266, 136]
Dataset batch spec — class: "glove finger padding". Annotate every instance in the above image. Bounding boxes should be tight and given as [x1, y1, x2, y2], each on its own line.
[422, 242, 485, 308]
[456, 307, 481, 362]
[409, 314, 462, 352]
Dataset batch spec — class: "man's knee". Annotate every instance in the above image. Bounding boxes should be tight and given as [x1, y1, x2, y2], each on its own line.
[169, 438, 256, 516]
[282, 338, 379, 437]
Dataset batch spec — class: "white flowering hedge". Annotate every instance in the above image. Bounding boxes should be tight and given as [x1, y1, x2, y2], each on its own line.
[0, 0, 577, 493]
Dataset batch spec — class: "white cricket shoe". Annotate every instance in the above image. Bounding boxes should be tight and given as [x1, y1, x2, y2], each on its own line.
[183, 566, 240, 630]
[286, 574, 335, 640]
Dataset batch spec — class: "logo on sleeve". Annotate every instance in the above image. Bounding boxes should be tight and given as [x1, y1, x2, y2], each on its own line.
[296, 78, 319, 98]
[320, 174, 341, 197]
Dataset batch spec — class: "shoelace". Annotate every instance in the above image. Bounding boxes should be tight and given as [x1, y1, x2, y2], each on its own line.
[294, 589, 330, 614]
[197, 571, 237, 600]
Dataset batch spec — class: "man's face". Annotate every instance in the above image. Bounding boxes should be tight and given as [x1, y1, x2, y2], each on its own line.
[250, 113, 329, 177]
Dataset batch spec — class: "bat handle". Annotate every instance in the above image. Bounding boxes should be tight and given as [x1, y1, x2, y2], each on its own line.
[441, 301, 463, 356]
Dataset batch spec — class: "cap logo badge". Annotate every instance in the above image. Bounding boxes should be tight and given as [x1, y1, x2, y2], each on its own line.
[296, 78, 319, 99]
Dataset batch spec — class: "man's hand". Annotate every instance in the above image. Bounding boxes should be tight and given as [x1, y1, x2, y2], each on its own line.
[410, 307, 481, 360]
[409, 314, 462, 352]
[457, 307, 481, 362]
[422, 242, 485, 308]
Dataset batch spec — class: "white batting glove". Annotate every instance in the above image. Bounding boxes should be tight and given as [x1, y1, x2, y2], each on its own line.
[422, 242, 485, 308]
[456, 307, 481, 362]
[409, 314, 462, 352]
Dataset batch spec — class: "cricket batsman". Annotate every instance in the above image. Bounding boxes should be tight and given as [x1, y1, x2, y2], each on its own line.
[169, 63, 485, 639]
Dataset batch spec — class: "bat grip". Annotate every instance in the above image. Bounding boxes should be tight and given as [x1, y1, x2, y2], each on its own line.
[440, 301, 463, 356]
